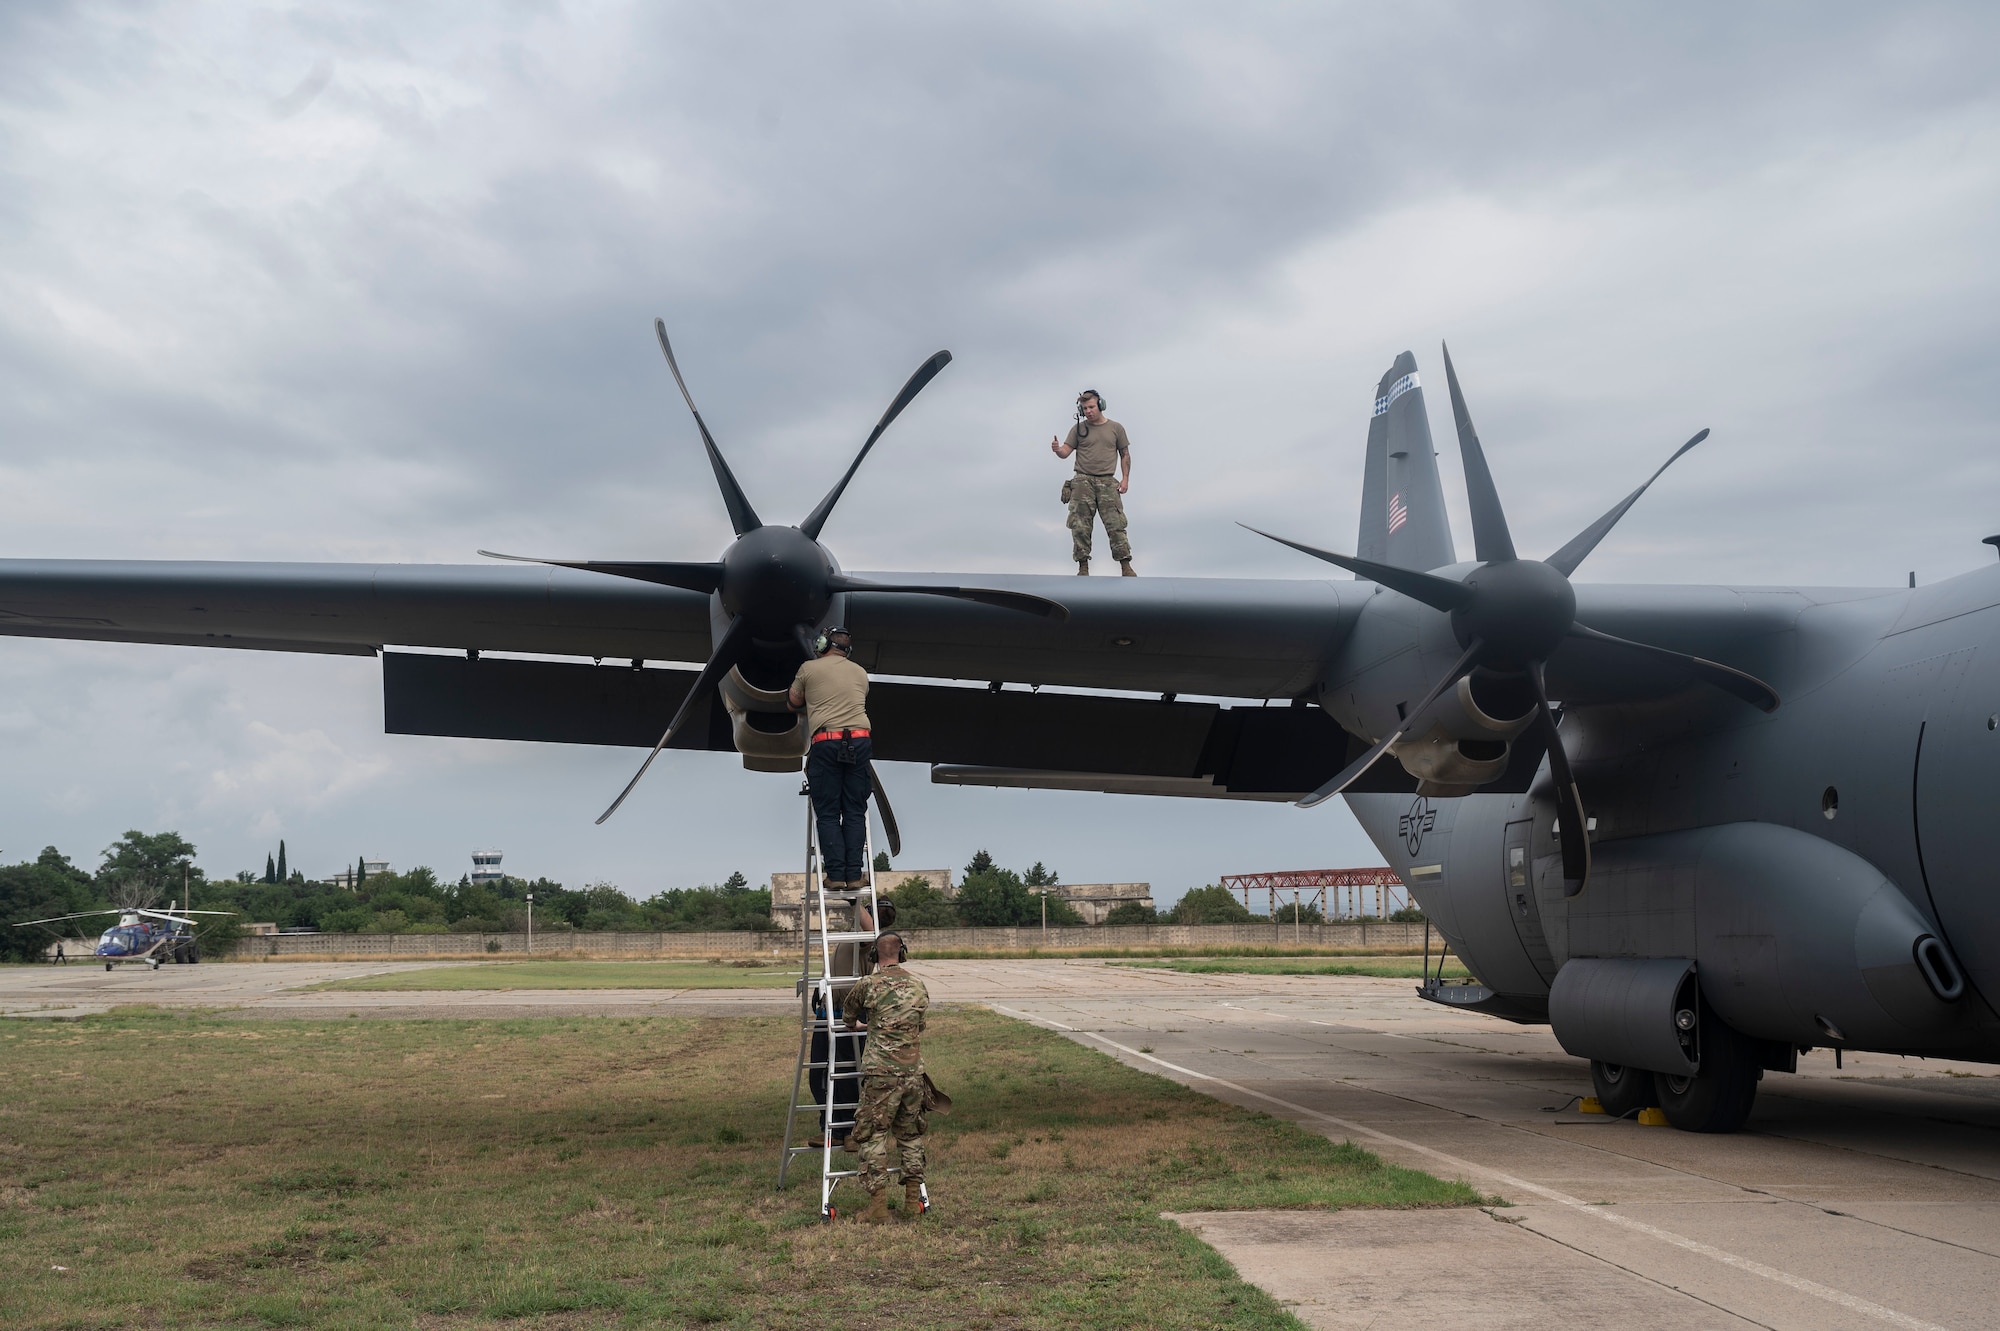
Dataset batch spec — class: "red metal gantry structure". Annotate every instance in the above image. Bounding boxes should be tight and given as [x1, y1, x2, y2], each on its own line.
[1219, 868, 1409, 922]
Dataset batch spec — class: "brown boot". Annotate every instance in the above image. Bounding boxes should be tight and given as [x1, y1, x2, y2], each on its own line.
[859, 1190, 891, 1225]
[904, 1181, 926, 1216]
[1076, 559, 1090, 576]
[1120, 560, 1137, 576]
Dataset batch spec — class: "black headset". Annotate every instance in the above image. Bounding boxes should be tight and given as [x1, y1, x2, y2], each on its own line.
[813, 626, 852, 655]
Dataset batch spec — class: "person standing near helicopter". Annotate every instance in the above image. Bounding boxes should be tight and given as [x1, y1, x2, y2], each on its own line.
[1049, 389, 1135, 576]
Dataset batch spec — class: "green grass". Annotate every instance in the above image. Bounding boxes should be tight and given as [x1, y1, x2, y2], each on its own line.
[304, 959, 799, 991]
[1111, 956, 1471, 979]
[0, 1007, 1481, 1329]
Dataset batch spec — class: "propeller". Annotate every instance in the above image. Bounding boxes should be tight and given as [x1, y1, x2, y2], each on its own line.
[871, 766, 903, 859]
[1248, 342, 1779, 895]
[486, 319, 1069, 823]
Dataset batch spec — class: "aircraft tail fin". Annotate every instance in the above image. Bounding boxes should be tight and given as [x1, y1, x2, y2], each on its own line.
[1356, 351, 1456, 572]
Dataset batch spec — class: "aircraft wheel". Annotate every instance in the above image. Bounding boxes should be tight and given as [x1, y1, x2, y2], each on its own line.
[106, 962, 115, 971]
[1653, 1015, 1759, 1133]
[188, 943, 201, 964]
[1590, 1060, 1657, 1118]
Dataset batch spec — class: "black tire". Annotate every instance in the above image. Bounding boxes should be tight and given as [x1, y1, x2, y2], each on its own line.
[188, 942, 200, 964]
[1653, 1013, 1760, 1133]
[1591, 1060, 1657, 1118]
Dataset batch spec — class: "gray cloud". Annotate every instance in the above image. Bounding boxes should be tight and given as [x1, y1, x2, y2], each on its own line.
[1, 3, 1996, 897]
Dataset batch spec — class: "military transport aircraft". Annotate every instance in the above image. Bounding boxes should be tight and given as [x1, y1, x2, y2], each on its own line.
[2, 321, 1994, 1133]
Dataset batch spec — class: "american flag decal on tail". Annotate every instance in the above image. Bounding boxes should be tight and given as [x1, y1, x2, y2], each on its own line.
[1387, 491, 1409, 535]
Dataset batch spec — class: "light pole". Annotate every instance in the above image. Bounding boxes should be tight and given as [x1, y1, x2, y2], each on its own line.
[525, 892, 534, 956]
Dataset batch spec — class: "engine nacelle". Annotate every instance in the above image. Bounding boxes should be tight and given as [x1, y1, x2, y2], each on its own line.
[1391, 672, 1537, 796]
[718, 667, 806, 772]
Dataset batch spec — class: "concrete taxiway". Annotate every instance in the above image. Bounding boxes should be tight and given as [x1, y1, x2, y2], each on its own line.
[4, 956, 1996, 1329]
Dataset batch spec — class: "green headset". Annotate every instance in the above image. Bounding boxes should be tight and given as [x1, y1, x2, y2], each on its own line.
[813, 625, 852, 655]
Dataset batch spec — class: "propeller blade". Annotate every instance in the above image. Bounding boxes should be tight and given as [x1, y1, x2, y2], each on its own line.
[1568, 622, 1779, 712]
[1298, 638, 1484, 809]
[596, 614, 753, 824]
[10, 909, 123, 928]
[870, 765, 903, 859]
[654, 319, 762, 536]
[799, 350, 954, 540]
[827, 575, 1069, 621]
[1238, 525, 1474, 612]
[1529, 661, 1591, 894]
[478, 551, 726, 595]
[1441, 342, 1517, 564]
[1544, 429, 1710, 577]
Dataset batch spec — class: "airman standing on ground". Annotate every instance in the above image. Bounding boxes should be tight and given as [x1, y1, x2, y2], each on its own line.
[1050, 389, 1135, 576]
[840, 930, 930, 1223]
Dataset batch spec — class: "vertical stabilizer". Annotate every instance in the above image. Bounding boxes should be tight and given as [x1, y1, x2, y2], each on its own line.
[1357, 352, 1455, 571]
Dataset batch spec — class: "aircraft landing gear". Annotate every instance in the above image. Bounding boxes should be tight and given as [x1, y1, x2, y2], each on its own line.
[1590, 1060, 1657, 1119]
[1652, 1005, 1760, 1133]
[105, 961, 114, 971]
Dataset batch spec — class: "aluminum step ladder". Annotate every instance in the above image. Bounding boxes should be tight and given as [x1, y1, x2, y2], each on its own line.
[776, 782, 924, 1219]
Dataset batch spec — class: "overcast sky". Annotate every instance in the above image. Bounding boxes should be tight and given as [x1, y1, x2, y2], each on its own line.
[1, 3, 1996, 902]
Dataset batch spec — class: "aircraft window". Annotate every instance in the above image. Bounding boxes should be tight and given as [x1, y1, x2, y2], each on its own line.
[1988, 714, 1996, 731]
[1507, 846, 1527, 888]
[1821, 786, 1839, 820]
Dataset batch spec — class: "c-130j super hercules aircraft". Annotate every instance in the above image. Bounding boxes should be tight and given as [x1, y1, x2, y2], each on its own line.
[4, 322, 1997, 1132]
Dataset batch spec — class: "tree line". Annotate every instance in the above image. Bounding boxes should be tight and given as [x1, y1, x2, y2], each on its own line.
[2, 831, 1421, 961]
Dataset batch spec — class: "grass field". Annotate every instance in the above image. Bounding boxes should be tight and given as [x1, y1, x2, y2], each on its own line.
[306, 960, 798, 991]
[1113, 956, 1471, 979]
[0, 1007, 1481, 1329]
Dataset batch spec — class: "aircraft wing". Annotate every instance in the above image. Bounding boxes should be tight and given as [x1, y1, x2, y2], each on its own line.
[0, 556, 1887, 801]
[0, 559, 1363, 699]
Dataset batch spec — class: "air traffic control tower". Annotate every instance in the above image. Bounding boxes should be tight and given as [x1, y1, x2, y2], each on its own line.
[471, 850, 504, 884]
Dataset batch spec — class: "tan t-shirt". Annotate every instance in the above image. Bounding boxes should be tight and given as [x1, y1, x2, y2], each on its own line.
[792, 653, 871, 734]
[1063, 418, 1131, 477]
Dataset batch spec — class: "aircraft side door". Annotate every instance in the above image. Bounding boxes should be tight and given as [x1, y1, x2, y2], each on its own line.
[1915, 632, 2000, 1006]
[1504, 817, 1558, 984]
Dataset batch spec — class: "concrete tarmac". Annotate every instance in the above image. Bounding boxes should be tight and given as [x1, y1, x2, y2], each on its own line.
[5, 956, 1997, 1328]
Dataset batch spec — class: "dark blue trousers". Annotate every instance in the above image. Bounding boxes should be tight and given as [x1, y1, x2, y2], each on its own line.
[806, 735, 873, 883]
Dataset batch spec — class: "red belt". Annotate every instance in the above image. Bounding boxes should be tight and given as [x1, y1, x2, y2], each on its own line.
[813, 728, 870, 743]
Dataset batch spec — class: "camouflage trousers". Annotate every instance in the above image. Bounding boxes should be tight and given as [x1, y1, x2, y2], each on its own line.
[1067, 473, 1131, 564]
[851, 1070, 926, 1193]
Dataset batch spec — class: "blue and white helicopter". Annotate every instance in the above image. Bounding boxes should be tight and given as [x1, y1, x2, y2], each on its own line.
[15, 904, 234, 970]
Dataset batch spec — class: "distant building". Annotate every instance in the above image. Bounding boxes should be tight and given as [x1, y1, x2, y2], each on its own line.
[243, 922, 281, 936]
[325, 859, 391, 890]
[471, 851, 504, 884]
[1043, 882, 1154, 925]
[770, 868, 953, 930]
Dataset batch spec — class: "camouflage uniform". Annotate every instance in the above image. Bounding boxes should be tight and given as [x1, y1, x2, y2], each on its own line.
[1067, 474, 1131, 564]
[840, 964, 929, 1193]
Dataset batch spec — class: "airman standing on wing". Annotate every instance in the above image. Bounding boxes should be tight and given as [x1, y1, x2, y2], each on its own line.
[1050, 389, 1135, 576]
[840, 930, 931, 1223]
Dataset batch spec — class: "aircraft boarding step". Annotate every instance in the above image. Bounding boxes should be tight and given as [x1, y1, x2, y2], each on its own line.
[776, 783, 927, 1220]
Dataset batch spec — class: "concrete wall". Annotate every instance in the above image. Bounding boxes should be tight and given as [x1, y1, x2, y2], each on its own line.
[227, 920, 1429, 959]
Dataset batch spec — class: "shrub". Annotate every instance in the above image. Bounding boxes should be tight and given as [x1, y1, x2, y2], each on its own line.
[1170, 885, 1253, 925]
